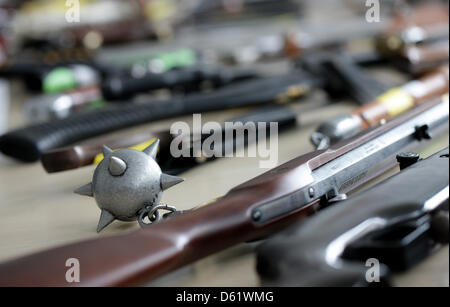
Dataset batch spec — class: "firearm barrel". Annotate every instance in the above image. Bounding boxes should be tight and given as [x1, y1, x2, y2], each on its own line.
[0, 96, 447, 286]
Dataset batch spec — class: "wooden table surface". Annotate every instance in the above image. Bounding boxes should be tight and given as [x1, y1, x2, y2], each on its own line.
[0, 72, 448, 287]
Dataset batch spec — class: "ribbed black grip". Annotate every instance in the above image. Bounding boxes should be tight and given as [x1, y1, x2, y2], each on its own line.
[0, 73, 314, 162]
[0, 101, 181, 162]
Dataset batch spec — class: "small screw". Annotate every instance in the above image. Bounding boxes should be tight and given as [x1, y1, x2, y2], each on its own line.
[252, 210, 262, 222]
[308, 187, 315, 198]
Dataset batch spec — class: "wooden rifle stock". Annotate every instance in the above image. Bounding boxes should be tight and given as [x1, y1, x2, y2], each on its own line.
[0, 98, 447, 287]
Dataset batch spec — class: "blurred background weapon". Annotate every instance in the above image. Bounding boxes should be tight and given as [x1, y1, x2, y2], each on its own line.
[311, 66, 449, 149]
[40, 105, 298, 174]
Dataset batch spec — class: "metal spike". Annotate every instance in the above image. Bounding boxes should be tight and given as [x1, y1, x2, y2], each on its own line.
[160, 173, 184, 191]
[102, 145, 113, 156]
[143, 139, 160, 159]
[109, 156, 127, 176]
[97, 209, 115, 233]
[74, 183, 93, 197]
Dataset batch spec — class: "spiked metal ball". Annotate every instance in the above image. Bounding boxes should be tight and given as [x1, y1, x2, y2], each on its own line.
[74, 139, 184, 232]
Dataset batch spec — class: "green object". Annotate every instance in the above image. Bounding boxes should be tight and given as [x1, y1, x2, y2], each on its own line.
[153, 48, 197, 72]
[43, 67, 77, 93]
[117, 48, 197, 73]
[87, 99, 107, 110]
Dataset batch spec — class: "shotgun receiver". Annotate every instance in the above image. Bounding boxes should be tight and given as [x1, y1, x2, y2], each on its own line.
[256, 147, 449, 286]
[0, 95, 448, 286]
